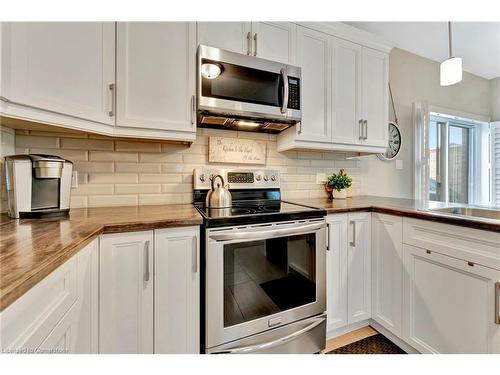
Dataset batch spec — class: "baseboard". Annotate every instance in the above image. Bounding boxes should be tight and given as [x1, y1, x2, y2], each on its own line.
[368, 320, 420, 354]
[326, 320, 370, 340]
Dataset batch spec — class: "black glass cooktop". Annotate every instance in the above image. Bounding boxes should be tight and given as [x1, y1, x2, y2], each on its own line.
[194, 200, 326, 227]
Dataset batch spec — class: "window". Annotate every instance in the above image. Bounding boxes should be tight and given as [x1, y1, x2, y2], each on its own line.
[425, 113, 491, 205]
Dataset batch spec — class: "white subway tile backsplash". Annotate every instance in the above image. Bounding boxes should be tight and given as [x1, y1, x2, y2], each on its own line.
[88, 195, 138, 207]
[115, 162, 162, 173]
[61, 137, 113, 150]
[115, 140, 161, 153]
[16, 135, 59, 149]
[14, 130, 360, 208]
[90, 151, 138, 162]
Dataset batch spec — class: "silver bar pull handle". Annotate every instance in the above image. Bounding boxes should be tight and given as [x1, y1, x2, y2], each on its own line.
[192, 235, 198, 273]
[143, 240, 150, 282]
[495, 282, 500, 325]
[190, 95, 195, 126]
[358, 119, 363, 140]
[253, 33, 258, 56]
[326, 223, 330, 251]
[246, 32, 252, 55]
[364, 119, 368, 140]
[280, 68, 289, 115]
[108, 83, 116, 117]
[349, 220, 356, 247]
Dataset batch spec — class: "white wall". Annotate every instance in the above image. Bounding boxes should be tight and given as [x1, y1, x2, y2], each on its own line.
[491, 77, 500, 121]
[360, 48, 492, 199]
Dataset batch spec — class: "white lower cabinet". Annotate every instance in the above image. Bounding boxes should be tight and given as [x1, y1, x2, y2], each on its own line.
[0, 239, 98, 353]
[99, 227, 200, 354]
[154, 227, 200, 354]
[326, 212, 371, 334]
[99, 231, 154, 354]
[371, 213, 402, 337]
[402, 244, 500, 354]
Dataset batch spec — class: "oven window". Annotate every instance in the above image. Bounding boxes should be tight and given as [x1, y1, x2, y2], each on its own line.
[201, 59, 282, 107]
[223, 234, 316, 328]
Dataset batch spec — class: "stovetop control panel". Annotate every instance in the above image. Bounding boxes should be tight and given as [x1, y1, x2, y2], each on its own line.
[193, 168, 280, 190]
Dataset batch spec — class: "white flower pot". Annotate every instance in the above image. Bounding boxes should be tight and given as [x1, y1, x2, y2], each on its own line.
[332, 189, 347, 199]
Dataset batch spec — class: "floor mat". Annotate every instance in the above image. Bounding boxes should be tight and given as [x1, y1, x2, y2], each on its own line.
[326, 333, 406, 354]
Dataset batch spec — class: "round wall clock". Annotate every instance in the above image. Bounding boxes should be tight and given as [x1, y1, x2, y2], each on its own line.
[377, 121, 401, 161]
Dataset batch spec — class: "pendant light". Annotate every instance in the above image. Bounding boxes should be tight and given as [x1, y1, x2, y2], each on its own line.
[440, 21, 462, 86]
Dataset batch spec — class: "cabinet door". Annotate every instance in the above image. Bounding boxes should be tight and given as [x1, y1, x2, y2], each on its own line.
[402, 244, 500, 354]
[1, 22, 115, 125]
[116, 22, 196, 134]
[197, 22, 251, 54]
[347, 212, 371, 324]
[371, 213, 402, 337]
[251, 22, 295, 64]
[361, 47, 389, 148]
[99, 231, 154, 354]
[154, 227, 200, 354]
[295, 26, 331, 143]
[331, 38, 362, 145]
[326, 214, 348, 332]
[74, 238, 99, 353]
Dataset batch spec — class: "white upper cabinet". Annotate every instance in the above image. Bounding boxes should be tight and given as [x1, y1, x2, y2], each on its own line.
[294, 26, 331, 143]
[277, 26, 390, 153]
[331, 38, 362, 145]
[197, 22, 252, 54]
[1, 22, 115, 127]
[250, 22, 295, 64]
[99, 231, 154, 354]
[116, 22, 196, 139]
[361, 47, 389, 147]
[371, 213, 402, 337]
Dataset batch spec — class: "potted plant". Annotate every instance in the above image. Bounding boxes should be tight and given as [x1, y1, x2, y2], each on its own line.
[324, 169, 352, 199]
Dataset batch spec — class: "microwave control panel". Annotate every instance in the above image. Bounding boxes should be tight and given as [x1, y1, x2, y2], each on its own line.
[288, 77, 300, 110]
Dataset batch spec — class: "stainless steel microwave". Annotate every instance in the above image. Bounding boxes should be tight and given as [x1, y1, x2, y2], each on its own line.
[197, 45, 302, 133]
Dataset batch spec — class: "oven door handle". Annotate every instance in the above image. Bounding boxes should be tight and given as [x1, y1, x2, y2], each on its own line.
[280, 67, 289, 115]
[209, 222, 325, 242]
[211, 314, 326, 354]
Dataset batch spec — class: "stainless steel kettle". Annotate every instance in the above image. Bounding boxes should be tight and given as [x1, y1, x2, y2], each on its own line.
[205, 175, 232, 208]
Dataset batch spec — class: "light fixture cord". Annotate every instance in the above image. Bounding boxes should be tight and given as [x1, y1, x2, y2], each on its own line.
[448, 21, 453, 57]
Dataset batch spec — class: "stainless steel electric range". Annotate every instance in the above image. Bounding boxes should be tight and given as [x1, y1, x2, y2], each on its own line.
[193, 168, 327, 354]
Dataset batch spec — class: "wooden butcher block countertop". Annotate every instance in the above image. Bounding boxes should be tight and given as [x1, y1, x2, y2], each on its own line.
[0, 204, 202, 311]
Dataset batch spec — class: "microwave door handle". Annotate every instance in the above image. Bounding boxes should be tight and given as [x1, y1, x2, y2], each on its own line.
[280, 68, 289, 114]
[209, 222, 325, 242]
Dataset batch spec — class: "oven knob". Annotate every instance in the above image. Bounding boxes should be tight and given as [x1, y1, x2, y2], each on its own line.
[271, 175, 276, 181]
[256, 175, 262, 181]
[199, 174, 206, 182]
[263, 175, 269, 181]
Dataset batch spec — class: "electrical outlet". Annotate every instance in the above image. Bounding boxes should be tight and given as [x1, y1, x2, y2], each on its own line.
[316, 173, 326, 184]
[71, 171, 78, 188]
[395, 160, 403, 170]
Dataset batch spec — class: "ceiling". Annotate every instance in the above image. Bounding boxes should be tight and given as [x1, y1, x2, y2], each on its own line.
[345, 22, 500, 80]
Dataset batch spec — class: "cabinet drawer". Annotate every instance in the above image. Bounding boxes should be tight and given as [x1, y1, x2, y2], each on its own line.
[403, 217, 500, 270]
[0, 256, 78, 351]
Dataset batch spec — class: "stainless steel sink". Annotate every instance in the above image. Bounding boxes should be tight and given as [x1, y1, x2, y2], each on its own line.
[428, 206, 500, 221]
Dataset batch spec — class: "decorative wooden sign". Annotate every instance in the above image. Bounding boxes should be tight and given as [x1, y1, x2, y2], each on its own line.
[208, 136, 266, 165]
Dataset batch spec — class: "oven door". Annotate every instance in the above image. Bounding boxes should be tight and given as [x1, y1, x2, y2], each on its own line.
[197, 45, 301, 122]
[205, 219, 326, 350]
